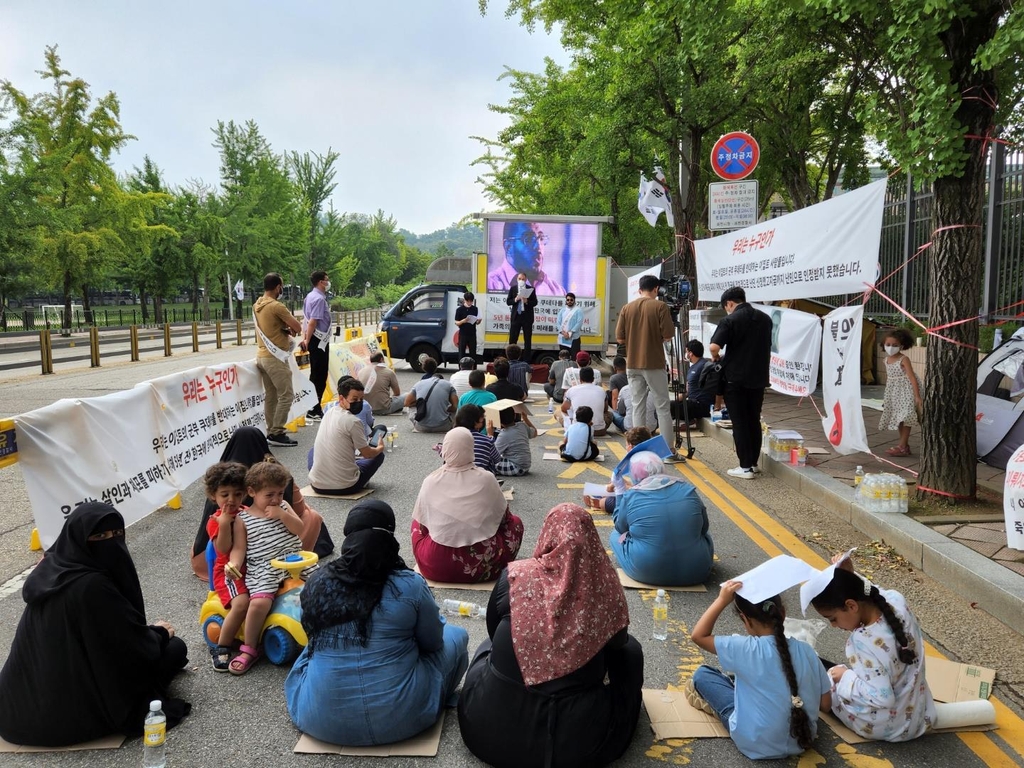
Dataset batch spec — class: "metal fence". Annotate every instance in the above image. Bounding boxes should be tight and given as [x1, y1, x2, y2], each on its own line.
[0, 305, 255, 333]
[819, 146, 1024, 322]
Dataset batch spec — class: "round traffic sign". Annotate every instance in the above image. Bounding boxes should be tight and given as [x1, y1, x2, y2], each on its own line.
[710, 132, 760, 181]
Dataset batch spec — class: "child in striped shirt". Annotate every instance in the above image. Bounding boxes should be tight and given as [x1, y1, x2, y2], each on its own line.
[229, 460, 317, 675]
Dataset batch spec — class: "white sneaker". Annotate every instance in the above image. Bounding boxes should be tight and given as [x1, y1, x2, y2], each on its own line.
[727, 467, 755, 479]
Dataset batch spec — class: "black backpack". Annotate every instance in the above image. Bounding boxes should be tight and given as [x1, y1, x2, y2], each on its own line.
[697, 359, 723, 395]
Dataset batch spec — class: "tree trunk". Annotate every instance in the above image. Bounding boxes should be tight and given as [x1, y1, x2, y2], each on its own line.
[674, 126, 703, 300]
[154, 295, 164, 325]
[917, 6, 1000, 501]
[62, 269, 73, 334]
[81, 284, 92, 312]
[140, 287, 149, 324]
[202, 273, 211, 322]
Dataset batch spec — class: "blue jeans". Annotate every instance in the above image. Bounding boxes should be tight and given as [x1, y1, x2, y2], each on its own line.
[692, 665, 735, 728]
[425, 623, 470, 709]
[609, 410, 625, 431]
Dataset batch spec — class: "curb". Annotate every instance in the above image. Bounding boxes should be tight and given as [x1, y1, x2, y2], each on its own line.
[700, 421, 1024, 635]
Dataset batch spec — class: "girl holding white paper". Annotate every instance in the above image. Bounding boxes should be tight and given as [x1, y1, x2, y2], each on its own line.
[690, 581, 831, 760]
[805, 552, 936, 741]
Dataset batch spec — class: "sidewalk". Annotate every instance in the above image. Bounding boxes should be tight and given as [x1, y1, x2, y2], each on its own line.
[700, 387, 1024, 634]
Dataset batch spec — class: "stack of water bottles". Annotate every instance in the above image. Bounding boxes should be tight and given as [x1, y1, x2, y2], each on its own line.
[856, 472, 909, 514]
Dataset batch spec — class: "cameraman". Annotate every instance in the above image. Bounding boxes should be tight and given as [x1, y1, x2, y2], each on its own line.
[614, 274, 677, 454]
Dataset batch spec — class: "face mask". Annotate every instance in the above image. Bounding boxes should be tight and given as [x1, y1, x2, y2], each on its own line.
[324, 281, 331, 291]
[348, 401, 363, 415]
[884, 345, 900, 356]
[518, 280, 526, 288]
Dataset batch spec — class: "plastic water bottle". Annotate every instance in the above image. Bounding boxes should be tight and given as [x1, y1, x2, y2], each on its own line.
[143, 700, 166, 768]
[898, 476, 909, 514]
[853, 466, 865, 500]
[711, 408, 721, 424]
[441, 599, 485, 619]
[652, 589, 669, 640]
[548, 397, 554, 413]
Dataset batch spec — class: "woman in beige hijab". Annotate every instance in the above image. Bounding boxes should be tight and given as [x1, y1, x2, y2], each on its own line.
[412, 427, 524, 583]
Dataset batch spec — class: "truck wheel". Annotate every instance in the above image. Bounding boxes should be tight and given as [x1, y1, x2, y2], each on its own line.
[262, 626, 302, 665]
[533, 351, 557, 368]
[407, 343, 440, 373]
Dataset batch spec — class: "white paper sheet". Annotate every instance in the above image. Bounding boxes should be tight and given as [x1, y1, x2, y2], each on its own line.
[725, 555, 818, 604]
[583, 482, 619, 497]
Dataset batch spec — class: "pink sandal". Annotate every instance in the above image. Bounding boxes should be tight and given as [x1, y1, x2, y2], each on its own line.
[229, 644, 259, 676]
[886, 445, 911, 457]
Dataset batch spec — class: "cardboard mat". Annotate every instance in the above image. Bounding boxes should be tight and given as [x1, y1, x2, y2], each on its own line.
[414, 564, 497, 592]
[294, 712, 444, 756]
[0, 735, 125, 753]
[617, 569, 706, 592]
[821, 658, 998, 743]
[299, 485, 374, 500]
[643, 688, 729, 739]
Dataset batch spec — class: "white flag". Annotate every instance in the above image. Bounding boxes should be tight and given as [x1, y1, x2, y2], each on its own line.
[234, 280, 245, 301]
[638, 169, 673, 227]
[821, 305, 870, 455]
[637, 174, 659, 227]
[654, 166, 675, 227]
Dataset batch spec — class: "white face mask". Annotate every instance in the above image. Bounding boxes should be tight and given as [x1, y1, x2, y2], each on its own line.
[324, 281, 331, 291]
[884, 345, 900, 356]
[517, 280, 526, 289]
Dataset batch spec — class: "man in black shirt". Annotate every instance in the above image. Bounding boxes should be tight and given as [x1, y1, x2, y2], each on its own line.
[487, 358, 526, 401]
[709, 287, 772, 479]
[454, 292, 480, 362]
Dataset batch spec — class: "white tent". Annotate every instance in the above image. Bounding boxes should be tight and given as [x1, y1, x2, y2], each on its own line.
[976, 328, 1024, 468]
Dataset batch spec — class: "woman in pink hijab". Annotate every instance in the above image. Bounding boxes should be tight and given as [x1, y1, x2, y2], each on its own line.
[411, 427, 524, 583]
[457, 503, 644, 768]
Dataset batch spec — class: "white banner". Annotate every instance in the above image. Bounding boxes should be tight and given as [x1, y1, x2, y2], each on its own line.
[821, 305, 869, 455]
[483, 294, 600, 338]
[1005, 446, 1024, 551]
[627, 265, 662, 301]
[695, 178, 886, 302]
[15, 360, 305, 548]
[752, 304, 822, 397]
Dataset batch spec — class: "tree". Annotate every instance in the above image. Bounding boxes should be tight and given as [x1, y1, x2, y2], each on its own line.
[288, 148, 340, 272]
[213, 120, 307, 301]
[122, 156, 179, 323]
[808, 0, 1022, 499]
[1, 46, 134, 330]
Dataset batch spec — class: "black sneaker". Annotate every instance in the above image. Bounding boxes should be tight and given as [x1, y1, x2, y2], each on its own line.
[267, 433, 298, 447]
[305, 410, 322, 422]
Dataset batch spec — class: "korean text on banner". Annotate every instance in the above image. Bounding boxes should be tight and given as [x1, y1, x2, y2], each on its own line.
[627, 265, 662, 300]
[751, 304, 822, 397]
[483, 294, 600, 337]
[821, 305, 870, 455]
[694, 178, 886, 302]
[1005, 445, 1024, 551]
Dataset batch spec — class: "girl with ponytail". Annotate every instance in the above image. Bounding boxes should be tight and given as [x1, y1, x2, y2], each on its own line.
[690, 580, 831, 760]
[807, 552, 936, 741]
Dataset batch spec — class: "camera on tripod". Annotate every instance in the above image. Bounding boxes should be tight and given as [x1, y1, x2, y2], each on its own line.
[657, 276, 691, 318]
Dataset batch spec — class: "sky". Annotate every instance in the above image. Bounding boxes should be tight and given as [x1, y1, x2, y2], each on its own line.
[0, 1, 571, 234]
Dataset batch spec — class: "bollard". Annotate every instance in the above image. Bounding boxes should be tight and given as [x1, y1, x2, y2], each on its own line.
[215, 321, 223, 349]
[130, 325, 140, 361]
[236, 318, 243, 346]
[163, 322, 172, 356]
[89, 326, 100, 367]
[191, 321, 199, 353]
[39, 329, 53, 375]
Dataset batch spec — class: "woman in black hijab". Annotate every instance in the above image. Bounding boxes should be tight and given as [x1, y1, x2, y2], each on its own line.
[0, 503, 190, 746]
[284, 499, 469, 746]
[190, 426, 333, 579]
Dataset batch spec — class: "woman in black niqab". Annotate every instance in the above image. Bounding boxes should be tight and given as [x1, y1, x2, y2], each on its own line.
[190, 426, 333, 579]
[0, 502, 190, 746]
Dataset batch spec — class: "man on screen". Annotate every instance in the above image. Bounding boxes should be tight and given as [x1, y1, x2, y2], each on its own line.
[487, 221, 566, 295]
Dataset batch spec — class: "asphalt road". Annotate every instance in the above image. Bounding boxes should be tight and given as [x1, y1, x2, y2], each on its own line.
[0, 344, 1022, 767]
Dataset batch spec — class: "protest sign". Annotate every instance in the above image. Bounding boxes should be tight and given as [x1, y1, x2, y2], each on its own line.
[1004, 445, 1024, 551]
[751, 304, 822, 397]
[821, 306, 869, 455]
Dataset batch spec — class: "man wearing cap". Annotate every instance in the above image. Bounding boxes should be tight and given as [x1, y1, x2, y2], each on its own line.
[615, 274, 677, 455]
[556, 293, 584, 358]
[709, 286, 772, 479]
[561, 350, 603, 391]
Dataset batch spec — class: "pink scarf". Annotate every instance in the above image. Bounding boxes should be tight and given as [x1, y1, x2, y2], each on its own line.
[507, 503, 630, 685]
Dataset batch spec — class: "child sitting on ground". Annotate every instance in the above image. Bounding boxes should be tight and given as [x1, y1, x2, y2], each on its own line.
[559, 405, 599, 462]
[230, 460, 318, 675]
[204, 461, 250, 672]
[454, 403, 500, 472]
[583, 426, 651, 512]
[494, 406, 532, 476]
[807, 551, 935, 741]
[690, 581, 831, 760]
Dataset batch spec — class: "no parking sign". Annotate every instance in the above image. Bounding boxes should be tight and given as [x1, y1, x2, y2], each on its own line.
[710, 132, 760, 181]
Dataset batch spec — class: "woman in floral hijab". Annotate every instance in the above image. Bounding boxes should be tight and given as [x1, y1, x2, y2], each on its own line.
[457, 503, 644, 768]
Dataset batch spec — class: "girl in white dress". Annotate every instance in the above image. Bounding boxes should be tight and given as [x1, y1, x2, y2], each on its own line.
[879, 328, 922, 457]
[808, 553, 936, 741]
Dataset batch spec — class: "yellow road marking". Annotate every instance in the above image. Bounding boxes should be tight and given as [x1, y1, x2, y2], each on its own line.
[556, 483, 585, 489]
[557, 462, 612, 479]
[683, 456, 1024, 762]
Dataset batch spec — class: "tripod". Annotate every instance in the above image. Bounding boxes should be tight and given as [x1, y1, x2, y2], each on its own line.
[665, 302, 696, 461]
